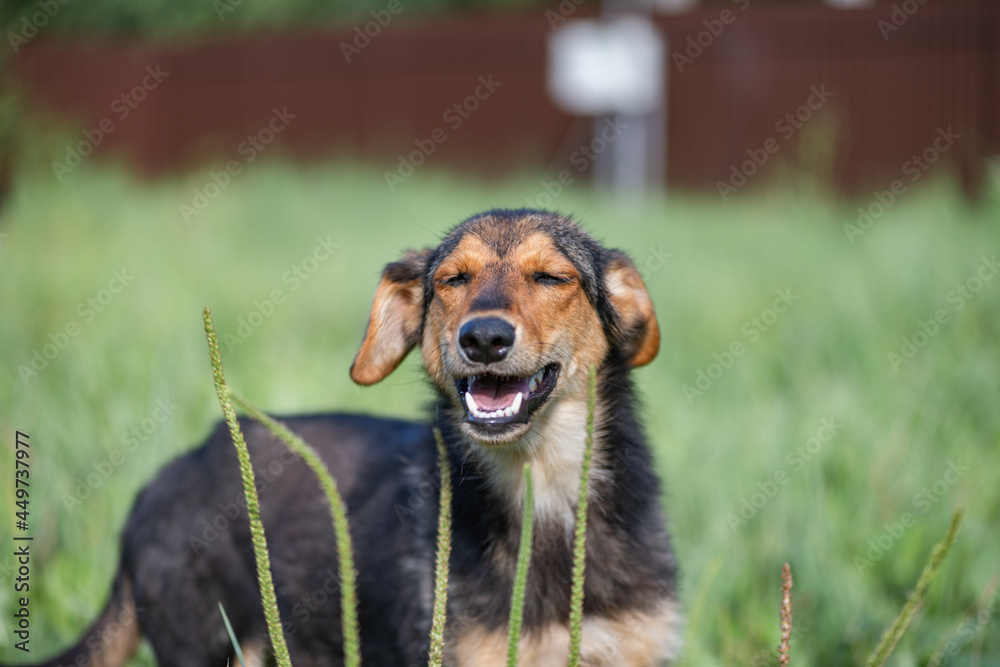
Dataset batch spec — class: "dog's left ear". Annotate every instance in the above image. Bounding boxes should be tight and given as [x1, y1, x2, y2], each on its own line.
[604, 251, 660, 367]
[351, 249, 431, 386]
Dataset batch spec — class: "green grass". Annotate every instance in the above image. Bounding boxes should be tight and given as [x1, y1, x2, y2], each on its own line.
[427, 428, 453, 667]
[225, 386, 361, 666]
[203, 308, 294, 667]
[0, 160, 998, 665]
[507, 463, 535, 667]
[567, 365, 597, 667]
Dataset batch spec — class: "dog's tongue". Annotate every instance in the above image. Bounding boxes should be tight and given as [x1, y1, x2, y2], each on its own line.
[469, 375, 529, 411]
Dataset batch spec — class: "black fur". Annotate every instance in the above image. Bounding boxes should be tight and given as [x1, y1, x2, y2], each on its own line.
[442, 356, 677, 634]
[4, 210, 678, 667]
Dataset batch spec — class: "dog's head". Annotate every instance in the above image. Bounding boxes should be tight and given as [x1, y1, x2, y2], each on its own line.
[351, 209, 658, 445]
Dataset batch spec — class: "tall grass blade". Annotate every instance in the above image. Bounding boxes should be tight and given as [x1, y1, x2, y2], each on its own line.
[228, 390, 361, 667]
[865, 509, 964, 667]
[778, 562, 793, 667]
[567, 365, 597, 666]
[507, 463, 535, 667]
[202, 307, 293, 667]
[427, 428, 453, 667]
[218, 602, 247, 667]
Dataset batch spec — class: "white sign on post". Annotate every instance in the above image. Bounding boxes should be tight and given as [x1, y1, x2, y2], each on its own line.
[547, 16, 667, 197]
[547, 16, 665, 116]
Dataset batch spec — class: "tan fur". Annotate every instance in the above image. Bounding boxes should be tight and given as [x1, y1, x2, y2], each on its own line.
[604, 254, 660, 367]
[578, 600, 684, 665]
[446, 600, 682, 666]
[90, 578, 142, 667]
[351, 260, 427, 385]
[423, 232, 608, 404]
[240, 638, 269, 667]
[447, 624, 569, 666]
[419, 230, 613, 524]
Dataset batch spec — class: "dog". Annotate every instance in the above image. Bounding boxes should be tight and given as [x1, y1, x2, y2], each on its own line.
[5, 209, 680, 667]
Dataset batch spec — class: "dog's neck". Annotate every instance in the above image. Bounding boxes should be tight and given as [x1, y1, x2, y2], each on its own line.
[439, 360, 659, 535]
[436, 360, 676, 634]
[470, 394, 595, 530]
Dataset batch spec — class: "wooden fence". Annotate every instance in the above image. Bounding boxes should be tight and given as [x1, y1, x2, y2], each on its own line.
[12, 0, 998, 194]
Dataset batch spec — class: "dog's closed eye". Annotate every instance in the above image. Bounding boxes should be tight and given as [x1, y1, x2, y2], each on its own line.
[441, 273, 470, 287]
[532, 272, 571, 285]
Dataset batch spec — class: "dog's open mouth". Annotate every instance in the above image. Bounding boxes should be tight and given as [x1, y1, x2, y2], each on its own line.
[456, 363, 559, 426]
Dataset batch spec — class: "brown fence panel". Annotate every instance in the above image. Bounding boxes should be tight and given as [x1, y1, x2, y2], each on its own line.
[13, 0, 998, 194]
[658, 0, 997, 193]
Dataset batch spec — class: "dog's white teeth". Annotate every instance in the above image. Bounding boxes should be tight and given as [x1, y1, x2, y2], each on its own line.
[528, 370, 544, 393]
[467, 389, 524, 420]
[466, 392, 501, 419]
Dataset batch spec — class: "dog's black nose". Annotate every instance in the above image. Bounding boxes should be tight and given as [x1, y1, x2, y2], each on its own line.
[459, 317, 515, 364]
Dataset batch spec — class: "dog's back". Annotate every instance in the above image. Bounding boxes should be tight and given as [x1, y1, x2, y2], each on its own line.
[21, 415, 437, 667]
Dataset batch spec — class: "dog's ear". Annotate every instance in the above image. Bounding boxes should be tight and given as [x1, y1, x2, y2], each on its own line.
[604, 251, 660, 367]
[351, 249, 431, 385]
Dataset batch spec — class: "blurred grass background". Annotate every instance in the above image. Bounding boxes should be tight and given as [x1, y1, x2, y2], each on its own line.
[0, 160, 998, 666]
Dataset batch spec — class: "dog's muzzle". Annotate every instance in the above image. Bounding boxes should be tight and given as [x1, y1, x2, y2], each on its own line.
[456, 363, 560, 426]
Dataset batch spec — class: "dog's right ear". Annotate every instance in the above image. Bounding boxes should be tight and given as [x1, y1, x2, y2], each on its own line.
[604, 250, 660, 367]
[351, 249, 431, 386]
